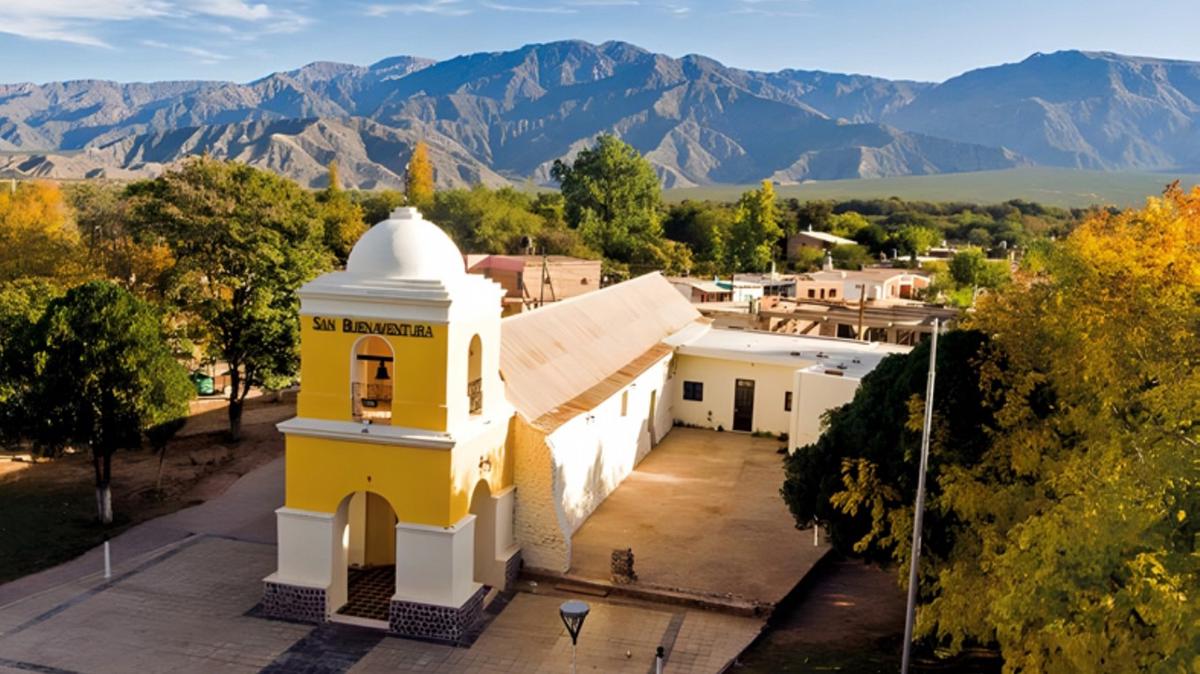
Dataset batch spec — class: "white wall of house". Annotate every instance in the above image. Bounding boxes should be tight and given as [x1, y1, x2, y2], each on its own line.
[790, 369, 862, 451]
[671, 354, 797, 435]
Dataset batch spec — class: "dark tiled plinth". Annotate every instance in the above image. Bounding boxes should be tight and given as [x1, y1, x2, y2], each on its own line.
[262, 580, 326, 624]
[388, 586, 487, 643]
[503, 551, 523, 592]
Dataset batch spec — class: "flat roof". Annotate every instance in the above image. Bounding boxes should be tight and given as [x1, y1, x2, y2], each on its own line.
[675, 326, 910, 379]
[668, 277, 729, 294]
[791, 230, 856, 245]
[802, 267, 930, 283]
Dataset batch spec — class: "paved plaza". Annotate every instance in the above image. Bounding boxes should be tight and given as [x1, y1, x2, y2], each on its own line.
[569, 428, 829, 607]
[0, 535, 760, 673]
[0, 428, 794, 673]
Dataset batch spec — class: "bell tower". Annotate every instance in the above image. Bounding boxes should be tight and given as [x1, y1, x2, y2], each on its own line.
[263, 207, 519, 642]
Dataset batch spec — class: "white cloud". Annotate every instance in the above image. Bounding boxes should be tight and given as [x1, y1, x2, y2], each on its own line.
[364, 0, 471, 17]
[140, 37, 232, 63]
[482, 2, 578, 13]
[566, 0, 639, 6]
[0, 0, 308, 48]
[188, 0, 271, 21]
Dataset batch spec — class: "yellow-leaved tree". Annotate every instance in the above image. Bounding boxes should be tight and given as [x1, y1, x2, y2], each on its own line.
[405, 141, 435, 210]
[0, 181, 82, 283]
[783, 183, 1199, 672]
[927, 184, 1200, 671]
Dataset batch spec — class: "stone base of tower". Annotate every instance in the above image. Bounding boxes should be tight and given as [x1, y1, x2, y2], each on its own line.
[388, 586, 487, 642]
[260, 578, 328, 624]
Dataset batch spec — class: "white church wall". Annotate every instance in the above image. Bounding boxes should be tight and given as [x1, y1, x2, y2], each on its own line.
[512, 354, 673, 572]
[546, 354, 672, 542]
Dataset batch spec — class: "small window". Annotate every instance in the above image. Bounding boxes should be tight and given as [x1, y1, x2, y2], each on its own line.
[829, 288, 837, 298]
[621, 390, 629, 416]
[819, 288, 826, 299]
[682, 381, 703, 401]
[784, 391, 793, 412]
[807, 289, 816, 298]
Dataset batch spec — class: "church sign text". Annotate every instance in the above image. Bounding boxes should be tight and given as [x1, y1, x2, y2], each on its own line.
[311, 316, 435, 339]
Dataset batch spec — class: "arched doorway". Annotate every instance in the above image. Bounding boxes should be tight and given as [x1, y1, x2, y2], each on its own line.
[334, 490, 397, 622]
[470, 480, 497, 588]
[352, 336, 393, 425]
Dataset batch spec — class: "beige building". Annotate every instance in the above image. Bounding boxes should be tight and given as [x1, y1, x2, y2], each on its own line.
[668, 277, 733, 303]
[796, 267, 931, 302]
[466, 254, 601, 315]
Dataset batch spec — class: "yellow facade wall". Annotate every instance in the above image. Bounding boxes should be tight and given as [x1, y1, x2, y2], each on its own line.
[285, 435, 453, 525]
[296, 315, 450, 431]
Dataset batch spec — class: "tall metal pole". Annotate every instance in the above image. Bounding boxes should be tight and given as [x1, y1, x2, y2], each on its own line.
[901, 318, 939, 674]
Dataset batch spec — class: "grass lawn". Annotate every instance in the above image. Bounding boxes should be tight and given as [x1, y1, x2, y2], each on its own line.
[0, 398, 290, 584]
[665, 167, 1200, 208]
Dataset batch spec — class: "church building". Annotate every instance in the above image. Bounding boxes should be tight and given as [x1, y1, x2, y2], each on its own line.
[261, 207, 907, 641]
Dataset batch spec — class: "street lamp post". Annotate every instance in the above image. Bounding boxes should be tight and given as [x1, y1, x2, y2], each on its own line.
[559, 600, 590, 674]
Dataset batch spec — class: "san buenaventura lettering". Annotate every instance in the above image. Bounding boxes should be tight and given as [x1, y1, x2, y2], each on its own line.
[311, 316, 434, 338]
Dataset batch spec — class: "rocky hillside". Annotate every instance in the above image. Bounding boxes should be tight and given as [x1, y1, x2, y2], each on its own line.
[2, 43, 1194, 188]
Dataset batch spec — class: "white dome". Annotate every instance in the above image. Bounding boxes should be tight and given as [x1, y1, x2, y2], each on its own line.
[346, 207, 465, 281]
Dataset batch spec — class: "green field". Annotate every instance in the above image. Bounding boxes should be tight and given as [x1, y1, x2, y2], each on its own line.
[665, 167, 1200, 208]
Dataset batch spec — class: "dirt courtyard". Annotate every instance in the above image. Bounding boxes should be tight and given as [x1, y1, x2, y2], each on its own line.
[568, 427, 829, 608]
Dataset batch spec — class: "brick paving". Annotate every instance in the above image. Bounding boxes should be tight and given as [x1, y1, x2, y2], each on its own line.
[0, 538, 761, 673]
[0, 428, 799, 673]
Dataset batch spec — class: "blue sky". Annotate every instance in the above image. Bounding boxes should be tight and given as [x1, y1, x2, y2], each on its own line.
[0, 0, 1192, 84]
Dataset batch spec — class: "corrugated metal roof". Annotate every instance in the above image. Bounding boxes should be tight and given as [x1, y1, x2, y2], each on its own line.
[500, 272, 701, 423]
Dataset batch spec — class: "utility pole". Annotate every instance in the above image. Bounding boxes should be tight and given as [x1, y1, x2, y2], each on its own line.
[901, 318, 939, 674]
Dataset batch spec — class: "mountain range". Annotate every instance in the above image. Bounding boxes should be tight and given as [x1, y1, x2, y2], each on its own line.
[1, 41, 1198, 189]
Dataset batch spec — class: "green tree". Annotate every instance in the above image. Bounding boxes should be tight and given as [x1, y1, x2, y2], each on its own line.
[896, 225, 940, 257]
[828, 211, 870, 238]
[0, 279, 62, 446]
[664, 201, 732, 271]
[830, 243, 872, 271]
[794, 200, 833, 235]
[405, 141, 435, 210]
[726, 180, 782, 272]
[948, 248, 988, 287]
[550, 134, 664, 263]
[352, 189, 405, 225]
[316, 161, 367, 265]
[20, 282, 192, 523]
[426, 186, 545, 253]
[127, 157, 330, 441]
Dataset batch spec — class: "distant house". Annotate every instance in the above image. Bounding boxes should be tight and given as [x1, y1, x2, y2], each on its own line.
[669, 277, 733, 303]
[733, 272, 798, 297]
[466, 254, 601, 315]
[796, 267, 931, 302]
[787, 226, 856, 259]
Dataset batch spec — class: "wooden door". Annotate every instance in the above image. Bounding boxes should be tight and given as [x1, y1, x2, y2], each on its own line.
[733, 379, 755, 432]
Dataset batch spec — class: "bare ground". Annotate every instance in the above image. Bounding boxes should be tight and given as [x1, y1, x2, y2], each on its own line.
[0, 397, 293, 583]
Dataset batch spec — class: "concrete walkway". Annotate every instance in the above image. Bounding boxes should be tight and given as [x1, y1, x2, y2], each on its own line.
[568, 428, 829, 608]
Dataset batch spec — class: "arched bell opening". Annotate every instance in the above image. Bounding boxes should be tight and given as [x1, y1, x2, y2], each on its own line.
[351, 336, 393, 425]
